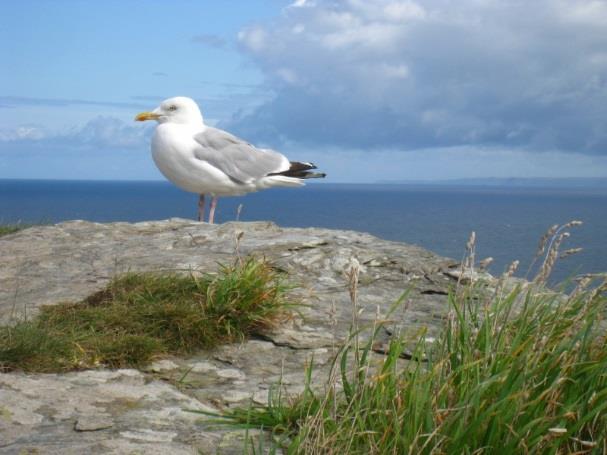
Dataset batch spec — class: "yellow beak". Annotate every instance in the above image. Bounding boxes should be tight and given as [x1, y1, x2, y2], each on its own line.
[135, 111, 160, 121]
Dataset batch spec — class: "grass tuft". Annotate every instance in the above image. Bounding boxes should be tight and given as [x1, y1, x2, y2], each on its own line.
[0, 257, 292, 372]
[0, 223, 30, 237]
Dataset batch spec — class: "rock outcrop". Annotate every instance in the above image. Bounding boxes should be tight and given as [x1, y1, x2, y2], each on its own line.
[0, 219, 459, 454]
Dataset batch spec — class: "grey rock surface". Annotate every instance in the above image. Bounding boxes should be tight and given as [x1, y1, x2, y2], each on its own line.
[0, 219, 460, 454]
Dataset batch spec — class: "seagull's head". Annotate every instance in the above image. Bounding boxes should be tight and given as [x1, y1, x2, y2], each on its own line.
[135, 96, 204, 125]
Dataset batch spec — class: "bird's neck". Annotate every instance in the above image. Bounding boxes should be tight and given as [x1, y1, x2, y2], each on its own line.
[158, 121, 205, 135]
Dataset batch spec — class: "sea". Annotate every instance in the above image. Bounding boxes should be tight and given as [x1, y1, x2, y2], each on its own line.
[1, 179, 606, 285]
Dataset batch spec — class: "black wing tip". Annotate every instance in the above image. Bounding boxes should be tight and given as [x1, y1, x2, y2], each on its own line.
[268, 161, 326, 179]
[299, 171, 326, 179]
[290, 161, 317, 171]
[309, 172, 327, 179]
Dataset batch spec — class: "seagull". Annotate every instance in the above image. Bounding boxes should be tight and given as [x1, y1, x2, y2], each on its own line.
[135, 96, 326, 223]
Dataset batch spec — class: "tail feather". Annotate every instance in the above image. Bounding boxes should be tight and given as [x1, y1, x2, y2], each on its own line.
[268, 161, 326, 179]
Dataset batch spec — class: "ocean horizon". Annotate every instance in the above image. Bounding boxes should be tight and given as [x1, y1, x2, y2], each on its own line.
[2, 178, 606, 285]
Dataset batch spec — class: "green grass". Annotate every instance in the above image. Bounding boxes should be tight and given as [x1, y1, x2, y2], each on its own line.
[217, 280, 607, 454]
[0, 257, 292, 372]
[0, 221, 48, 237]
[0, 224, 29, 236]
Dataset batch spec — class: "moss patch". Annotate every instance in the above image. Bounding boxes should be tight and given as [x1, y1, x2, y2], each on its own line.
[0, 258, 292, 372]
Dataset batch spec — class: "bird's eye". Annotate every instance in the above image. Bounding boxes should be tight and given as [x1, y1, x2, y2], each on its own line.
[168, 105, 177, 111]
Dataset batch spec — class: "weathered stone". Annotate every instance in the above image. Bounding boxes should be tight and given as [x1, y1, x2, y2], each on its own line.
[261, 326, 336, 349]
[146, 359, 181, 373]
[216, 368, 246, 380]
[0, 219, 463, 454]
[188, 361, 217, 374]
[0, 369, 216, 454]
[74, 416, 114, 432]
[222, 390, 252, 403]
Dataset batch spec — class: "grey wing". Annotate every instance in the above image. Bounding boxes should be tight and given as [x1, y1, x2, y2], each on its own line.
[193, 127, 289, 183]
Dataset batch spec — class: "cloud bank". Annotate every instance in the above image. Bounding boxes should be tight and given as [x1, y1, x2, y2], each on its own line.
[229, 0, 607, 154]
[0, 117, 158, 180]
[0, 117, 151, 151]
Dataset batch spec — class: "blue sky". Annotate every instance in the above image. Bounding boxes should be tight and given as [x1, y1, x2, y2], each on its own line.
[1, 0, 606, 182]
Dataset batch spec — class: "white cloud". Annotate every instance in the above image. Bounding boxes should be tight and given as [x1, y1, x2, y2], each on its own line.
[276, 67, 300, 84]
[556, 0, 607, 26]
[238, 26, 268, 53]
[230, 0, 607, 155]
[383, 1, 426, 21]
[67, 117, 151, 149]
[380, 63, 409, 79]
[0, 117, 152, 151]
[0, 125, 47, 142]
[290, 0, 314, 8]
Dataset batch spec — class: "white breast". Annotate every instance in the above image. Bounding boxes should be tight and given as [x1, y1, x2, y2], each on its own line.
[151, 124, 246, 195]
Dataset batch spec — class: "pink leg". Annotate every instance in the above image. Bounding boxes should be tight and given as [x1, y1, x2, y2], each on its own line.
[198, 194, 205, 222]
[209, 196, 218, 224]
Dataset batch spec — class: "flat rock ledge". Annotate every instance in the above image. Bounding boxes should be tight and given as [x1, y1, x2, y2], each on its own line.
[1, 219, 461, 454]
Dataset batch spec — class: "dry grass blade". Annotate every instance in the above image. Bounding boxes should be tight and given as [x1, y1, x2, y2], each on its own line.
[525, 220, 583, 284]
